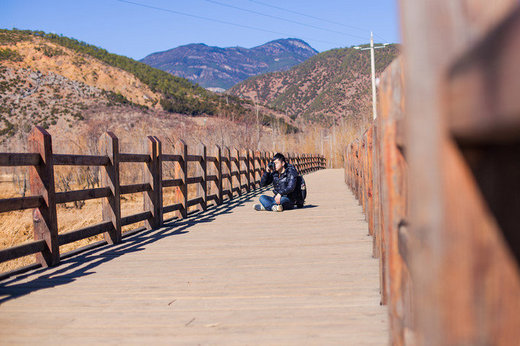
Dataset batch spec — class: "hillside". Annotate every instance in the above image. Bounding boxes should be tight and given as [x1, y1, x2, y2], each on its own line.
[0, 29, 297, 151]
[228, 45, 400, 125]
[141, 39, 318, 91]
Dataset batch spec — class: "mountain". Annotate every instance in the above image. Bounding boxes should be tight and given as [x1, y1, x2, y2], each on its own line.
[140, 38, 318, 91]
[228, 45, 400, 125]
[0, 29, 297, 150]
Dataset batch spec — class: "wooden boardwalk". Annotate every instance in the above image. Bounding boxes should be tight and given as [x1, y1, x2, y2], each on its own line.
[0, 169, 388, 345]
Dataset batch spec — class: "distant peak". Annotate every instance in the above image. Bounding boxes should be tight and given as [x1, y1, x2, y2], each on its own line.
[255, 38, 318, 53]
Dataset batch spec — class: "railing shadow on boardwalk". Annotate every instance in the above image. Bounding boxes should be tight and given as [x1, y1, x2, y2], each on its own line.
[0, 186, 273, 305]
[0, 128, 325, 278]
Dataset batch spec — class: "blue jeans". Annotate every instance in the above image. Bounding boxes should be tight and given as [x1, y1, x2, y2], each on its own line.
[259, 194, 294, 211]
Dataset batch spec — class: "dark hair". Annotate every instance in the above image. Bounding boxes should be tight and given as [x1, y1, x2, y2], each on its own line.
[273, 153, 286, 162]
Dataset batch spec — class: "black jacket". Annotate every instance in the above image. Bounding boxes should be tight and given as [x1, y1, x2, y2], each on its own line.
[260, 163, 300, 203]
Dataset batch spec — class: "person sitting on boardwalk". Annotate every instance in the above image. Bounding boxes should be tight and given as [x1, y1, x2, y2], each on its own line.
[254, 153, 300, 212]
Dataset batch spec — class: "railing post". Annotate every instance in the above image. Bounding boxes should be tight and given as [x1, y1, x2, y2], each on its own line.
[178, 140, 188, 218]
[253, 150, 257, 187]
[99, 132, 122, 244]
[235, 148, 241, 195]
[226, 147, 233, 200]
[246, 149, 251, 192]
[144, 136, 162, 229]
[215, 145, 223, 204]
[198, 142, 207, 211]
[28, 126, 59, 267]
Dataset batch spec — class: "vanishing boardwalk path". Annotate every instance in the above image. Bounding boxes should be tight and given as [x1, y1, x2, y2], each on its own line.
[0, 169, 388, 345]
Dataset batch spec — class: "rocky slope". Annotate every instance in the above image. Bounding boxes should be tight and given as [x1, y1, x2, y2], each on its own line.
[141, 38, 318, 91]
[228, 45, 400, 125]
[0, 30, 299, 150]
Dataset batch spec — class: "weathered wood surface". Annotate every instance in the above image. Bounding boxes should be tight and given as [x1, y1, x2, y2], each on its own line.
[0, 169, 388, 344]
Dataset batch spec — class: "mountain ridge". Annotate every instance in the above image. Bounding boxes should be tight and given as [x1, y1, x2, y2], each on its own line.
[141, 38, 318, 90]
[0, 29, 298, 150]
[228, 45, 400, 125]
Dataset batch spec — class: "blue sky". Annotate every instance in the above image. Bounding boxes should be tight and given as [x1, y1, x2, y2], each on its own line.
[1, 0, 400, 60]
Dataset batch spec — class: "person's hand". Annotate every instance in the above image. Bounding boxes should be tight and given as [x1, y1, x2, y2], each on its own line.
[275, 193, 281, 204]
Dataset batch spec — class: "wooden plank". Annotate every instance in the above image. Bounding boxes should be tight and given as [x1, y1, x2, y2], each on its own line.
[186, 176, 203, 185]
[28, 126, 59, 267]
[162, 203, 182, 214]
[247, 150, 252, 190]
[179, 140, 188, 218]
[216, 145, 223, 204]
[206, 156, 218, 163]
[400, 1, 520, 344]
[447, 6, 520, 144]
[58, 221, 113, 246]
[199, 143, 207, 211]
[119, 153, 150, 163]
[187, 154, 202, 162]
[226, 147, 233, 200]
[0, 239, 46, 263]
[55, 187, 111, 204]
[162, 179, 182, 188]
[53, 154, 109, 166]
[99, 132, 121, 245]
[143, 136, 163, 229]
[161, 154, 182, 162]
[0, 195, 42, 213]
[187, 197, 204, 208]
[378, 57, 411, 345]
[120, 183, 151, 195]
[206, 194, 218, 204]
[0, 153, 41, 166]
[206, 175, 218, 182]
[121, 211, 152, 226]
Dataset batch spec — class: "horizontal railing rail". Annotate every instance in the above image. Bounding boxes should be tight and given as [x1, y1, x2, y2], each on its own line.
[0, 126, 326, 274]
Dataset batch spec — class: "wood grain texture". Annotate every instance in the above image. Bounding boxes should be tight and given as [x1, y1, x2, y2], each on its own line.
[0, 169, 388, 345]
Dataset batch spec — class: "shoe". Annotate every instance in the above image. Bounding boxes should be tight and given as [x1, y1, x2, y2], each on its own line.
[271, 204, 283, 212]
[253, 204, 265, 211]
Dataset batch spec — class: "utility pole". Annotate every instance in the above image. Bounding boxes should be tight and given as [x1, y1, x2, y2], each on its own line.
[354, 32, 389, 120]
[254, 99, 260, 149]
[369, 32, 377, 120]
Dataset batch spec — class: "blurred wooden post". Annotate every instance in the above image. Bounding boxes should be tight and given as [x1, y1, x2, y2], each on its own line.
[28, 126, 59, 267]
[144, 136, 162, 229]
[178, 140, 188, 218]
[401, 1, 520, 344]
[99, 132, 122, 244]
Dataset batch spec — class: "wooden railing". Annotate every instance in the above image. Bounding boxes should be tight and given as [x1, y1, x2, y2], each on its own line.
[0, 126, 325, 270]
[345, 1, 520, 344]
[344, 58, 411, 345]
